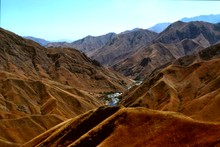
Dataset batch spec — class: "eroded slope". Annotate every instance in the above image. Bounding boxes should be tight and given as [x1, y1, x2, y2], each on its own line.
[23, 107, 220, 147]
[120, 44, 220, 122]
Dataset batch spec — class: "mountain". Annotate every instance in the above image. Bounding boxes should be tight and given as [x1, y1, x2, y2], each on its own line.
[23, 36, 50, 46]
[47, 21, 220, 80]
[1, 28, 130, 94]
[23, 106, 220, 147]
[46, 32, 117, 55]
[181, 14, 220, 23]
[46, 21, 220, 80]
[148, 22, 171, 33]
[155, 21, 220, 44]
[113, 21, 220, 79]
[148, 14, 220, 33]
[119, 28, 141, 34]
[2, 19, 220, 146]
[120, 43, 220, 122]
[0, 27, 132, 145]
[3, 53, 220, 147]
[0, 27, 132, 118]
[113, 42, 187, 79]
[90, 29, 158, 66]
[46, 29, 157, 66]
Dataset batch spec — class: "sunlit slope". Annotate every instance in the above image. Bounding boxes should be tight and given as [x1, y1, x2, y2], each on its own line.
[121, 43, 220, 122]
[0, 115, 63, 147]
[23, 107, 220, 147]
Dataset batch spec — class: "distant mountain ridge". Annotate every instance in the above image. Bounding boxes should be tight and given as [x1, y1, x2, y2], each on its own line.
[155, 21, 220, 44]
[148, 14, 220, 33]
[26, 14, 220, 47]
[119, 28, 141, 35]
[90, 29, 158, 66]
[46, 33, 117, 54]
[113, 21, 220, 79]
[47, 29, 158, 66]
[37, 14, 220, 80]
[23, 36, 50, 46]
[181, 14, 220, 23]
[46, 20, 220, 80]
[148, 22, 171, 33]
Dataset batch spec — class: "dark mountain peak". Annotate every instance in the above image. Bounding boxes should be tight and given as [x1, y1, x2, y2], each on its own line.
[155, 21, 220, 44]
[148, 14, 220, 33]
[91, 28, 158, 66]
[186, 21, 215, 29]
[161, 21, 211, 34]
[118, 29, 158, 40]
[171, 20, 185, 26]
[46, 32, 118, 53]
[119, 28, 142, 35]
[71, 32, 116, 44]
[84, 35, 94, 39]
[165, 21, 186, 30]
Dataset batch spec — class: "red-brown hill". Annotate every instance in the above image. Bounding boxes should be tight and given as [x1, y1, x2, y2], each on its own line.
[120, 43, 220, 122]
[23, 107, 220, 147]
[0, 28, 131, 146]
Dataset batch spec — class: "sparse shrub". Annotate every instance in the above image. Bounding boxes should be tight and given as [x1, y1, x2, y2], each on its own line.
[17, 104, 27, 113]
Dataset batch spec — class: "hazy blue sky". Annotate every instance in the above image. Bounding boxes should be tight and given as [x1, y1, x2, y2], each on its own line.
[1, 0, 220, 41]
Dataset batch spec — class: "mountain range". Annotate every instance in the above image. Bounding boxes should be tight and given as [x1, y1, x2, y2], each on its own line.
[47, 29, 158, 67]
[47, 21, 220, 80]
[47, 33, 117, 55]
[181, 14, 220, 23]
[44, 15, 220, 80]
[148, 14, 220, 33]
[1, 13, 220, 146]
[1, 28, 130, 94]
[2, 38, 220, 145]
[27, 14, 220, 47]
[23, 36, 50, 46]
[0, 27, 132, 146]
[120, 43, 220, 122]
[114, 21, 220, 79]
